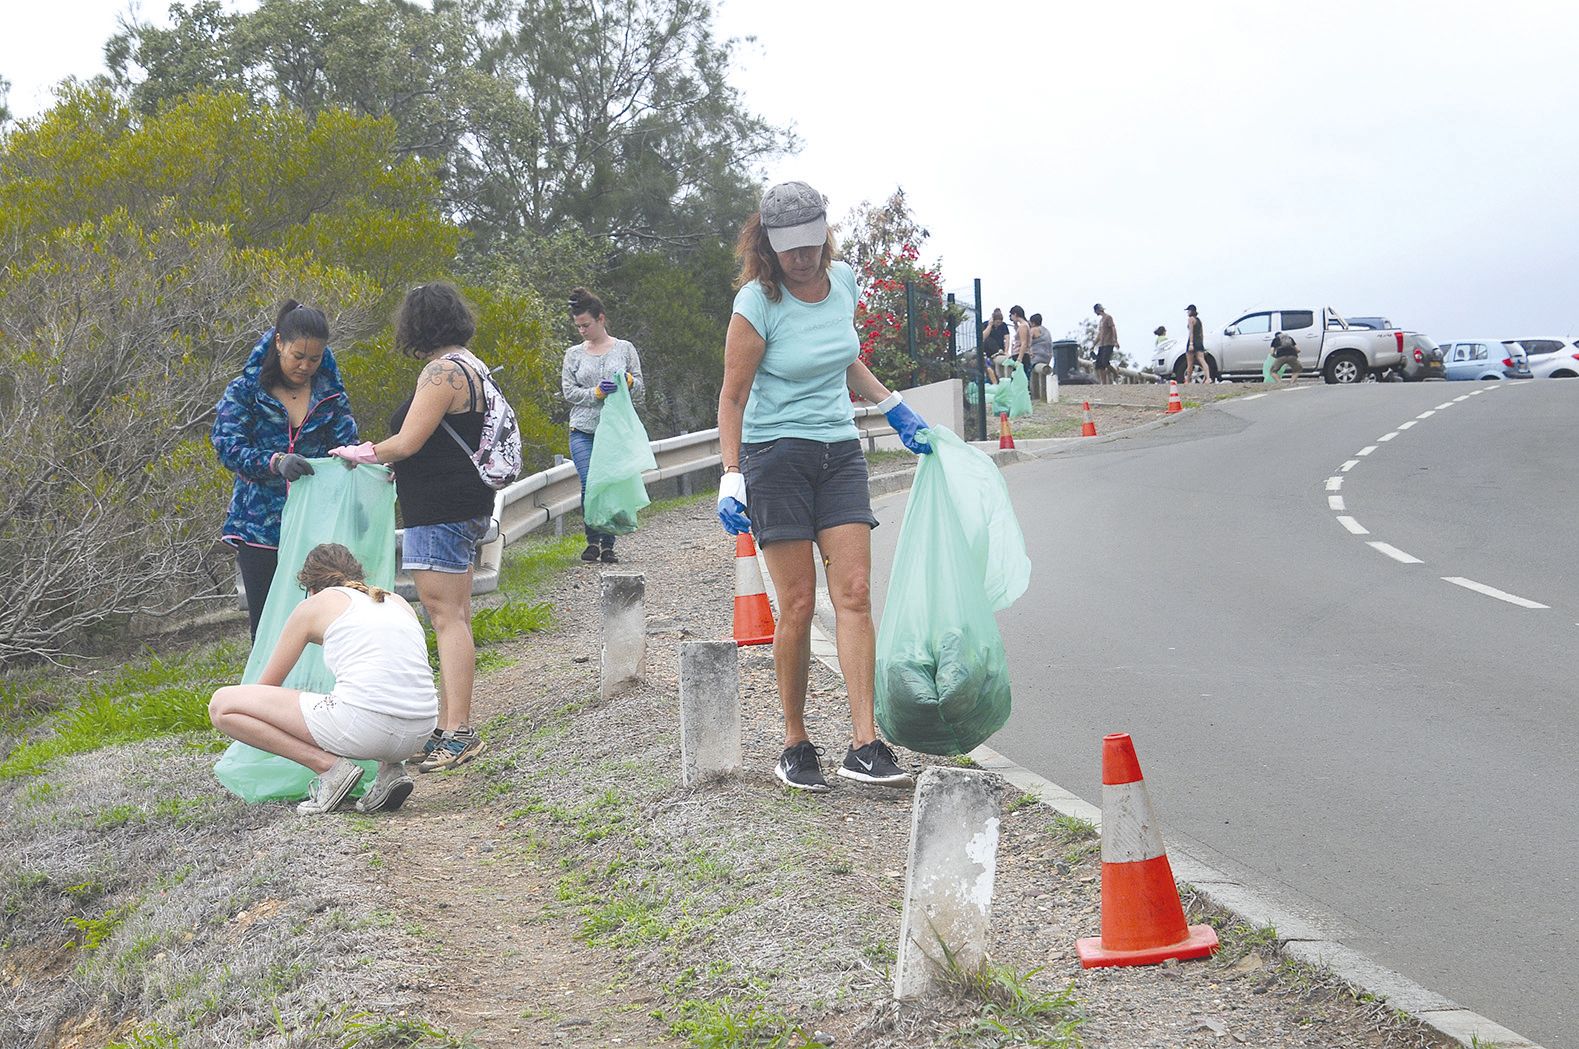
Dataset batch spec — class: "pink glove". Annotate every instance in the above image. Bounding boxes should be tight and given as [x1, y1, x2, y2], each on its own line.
[328, 442, 378, 465]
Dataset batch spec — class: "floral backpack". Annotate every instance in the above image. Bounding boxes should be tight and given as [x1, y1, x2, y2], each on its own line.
[441, 350, 523, 489]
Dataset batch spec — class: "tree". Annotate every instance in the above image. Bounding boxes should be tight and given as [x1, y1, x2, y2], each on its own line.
[842, 188, 960, 392]
[0, 77, 11, 126]
[104, 0, 792, 255]
[0, 88, 468, 664]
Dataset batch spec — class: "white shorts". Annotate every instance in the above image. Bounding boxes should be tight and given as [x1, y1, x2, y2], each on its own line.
[299, 692, 437, 764]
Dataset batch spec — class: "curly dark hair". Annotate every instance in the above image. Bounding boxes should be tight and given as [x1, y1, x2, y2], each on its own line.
[395, 282, 476, 358]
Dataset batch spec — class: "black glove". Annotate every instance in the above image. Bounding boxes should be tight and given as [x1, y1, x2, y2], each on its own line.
[273, 453, 315, 482]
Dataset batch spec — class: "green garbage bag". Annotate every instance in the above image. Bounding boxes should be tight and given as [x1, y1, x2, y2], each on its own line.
[584, 375, 657, 534]
[213, 460, 399, 802]
[875, 427, 1031, 755]
[997, 360, 1035, 418]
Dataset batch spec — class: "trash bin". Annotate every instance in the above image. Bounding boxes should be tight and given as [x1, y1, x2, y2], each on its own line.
[1052, 340, 1080, 381]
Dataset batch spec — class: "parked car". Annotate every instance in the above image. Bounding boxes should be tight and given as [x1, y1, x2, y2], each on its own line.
[1439, 340, 1532, 380]
[1502, 338, 1579, 379]
[1335, 316, 1443, 380]
[1152, 307, 1406, 384]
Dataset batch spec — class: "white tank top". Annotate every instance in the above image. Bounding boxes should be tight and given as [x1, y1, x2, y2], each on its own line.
[320, 587, 439, 720]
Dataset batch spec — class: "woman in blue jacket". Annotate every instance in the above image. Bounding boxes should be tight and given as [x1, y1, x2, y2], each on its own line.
[211, 300, 359, 636]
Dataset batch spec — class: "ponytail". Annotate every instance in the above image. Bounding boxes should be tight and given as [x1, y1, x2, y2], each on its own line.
[260, 299, 330, 389]
[297, 543, 388, 602]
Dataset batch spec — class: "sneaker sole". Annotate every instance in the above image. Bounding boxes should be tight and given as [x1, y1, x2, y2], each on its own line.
[356, 778, 414, 814]
[835, 766, 914, 787]
[419, 738, 488, 774]
[774, 764, 831, 793]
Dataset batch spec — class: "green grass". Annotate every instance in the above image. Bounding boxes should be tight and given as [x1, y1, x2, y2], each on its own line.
[0, 644, 246, 779]
[936, 938, 1084, 1048]
[335, 1012, 476, 1048]
[666, 997, 828, 1049]
[496, 533, 585, 598]
[105, 1022, 182, 1049]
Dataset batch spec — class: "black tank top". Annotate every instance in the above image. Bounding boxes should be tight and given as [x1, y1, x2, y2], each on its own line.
[389, 362, 494, 527]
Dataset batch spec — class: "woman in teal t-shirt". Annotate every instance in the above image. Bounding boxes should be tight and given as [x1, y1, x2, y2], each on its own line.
[715, 180, 931, 795]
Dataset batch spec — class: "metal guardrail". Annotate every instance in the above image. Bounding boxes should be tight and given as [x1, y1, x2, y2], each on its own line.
[394, 406, 900, 598]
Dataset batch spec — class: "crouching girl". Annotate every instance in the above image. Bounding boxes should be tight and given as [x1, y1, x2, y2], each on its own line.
[209, 543, 439, 815]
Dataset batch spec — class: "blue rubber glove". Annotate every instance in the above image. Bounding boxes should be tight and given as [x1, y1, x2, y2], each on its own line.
[881, 394, 932, 454]
[717, 472, 752, 535]
[597, 378, 618, 397]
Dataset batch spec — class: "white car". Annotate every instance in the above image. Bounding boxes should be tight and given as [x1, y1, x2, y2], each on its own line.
[1153, 307, 1407, 384]
[1502, 338, 1579, 379]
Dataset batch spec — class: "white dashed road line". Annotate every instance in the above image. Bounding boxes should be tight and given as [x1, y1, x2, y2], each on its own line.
[1453, 394, 1471, 402]
[1325, 477, 1343, 491]
[1442, 577, 1550, 609]
[1434, 401, 1455, 410]
[1368, 542, 1423, 564]
[1378, 432, 1398, 442]
[1356, 445, 1377, 456]
[1398, 420, 1417, 430]
[1328, 495, 1345, 511]
[1337, 516, 1369, 535]
[1416, 410, 1436, 419]
[1339, 459, 1359, 472]
[1241, 393, 1267, 401]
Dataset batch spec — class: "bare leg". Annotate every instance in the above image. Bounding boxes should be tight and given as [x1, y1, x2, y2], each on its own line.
[413, 568, 475, 731]
[817, 523, 877, 747]
[759, 539, 816, 747]
[210, 685, 336, 774]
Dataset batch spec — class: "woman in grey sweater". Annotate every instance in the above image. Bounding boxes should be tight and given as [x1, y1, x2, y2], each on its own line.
[560, 287, 646, 563]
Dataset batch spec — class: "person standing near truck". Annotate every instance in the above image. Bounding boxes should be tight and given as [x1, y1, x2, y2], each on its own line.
[1265, 330, 1302, 383]
[1184, 304, 1212, 383]
[1093, 303, 1119, 384]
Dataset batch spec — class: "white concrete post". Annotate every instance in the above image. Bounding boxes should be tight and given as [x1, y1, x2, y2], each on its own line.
[894, 767, 1003, 1000]
[678, 641, 741, 785]
[599, 572, 645, 699]
[1046, 369, 1059, 404]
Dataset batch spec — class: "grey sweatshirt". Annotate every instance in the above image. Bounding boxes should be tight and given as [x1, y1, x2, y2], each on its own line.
[560, 339, 645, 434]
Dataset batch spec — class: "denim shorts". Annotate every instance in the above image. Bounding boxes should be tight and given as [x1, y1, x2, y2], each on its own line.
[740, 438, 877, 547]
[300, 691, 437, 764]
[402, 514, 490, 573]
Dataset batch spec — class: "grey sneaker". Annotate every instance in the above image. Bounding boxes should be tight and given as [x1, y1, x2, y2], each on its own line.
[356, 762, 415, 814]
[836, 739, 914, 787]
[296, 759, 365, 815]
[417, 727, 486, 773]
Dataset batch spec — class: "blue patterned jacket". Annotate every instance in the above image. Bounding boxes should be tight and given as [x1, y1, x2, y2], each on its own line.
[211, 330, 359, 548]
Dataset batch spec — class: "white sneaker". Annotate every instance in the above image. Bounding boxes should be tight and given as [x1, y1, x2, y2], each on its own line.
[296, 758, 365, 815]
[356, 762, 415, 814]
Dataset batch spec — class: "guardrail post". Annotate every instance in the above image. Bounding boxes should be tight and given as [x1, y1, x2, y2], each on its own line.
[600, 571, 645, 699]
[678, 641, 740, 785]
[894, 767, 1003, 1000]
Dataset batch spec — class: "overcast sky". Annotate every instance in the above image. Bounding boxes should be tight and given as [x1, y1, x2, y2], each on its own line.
[8, 0, 1577, 346]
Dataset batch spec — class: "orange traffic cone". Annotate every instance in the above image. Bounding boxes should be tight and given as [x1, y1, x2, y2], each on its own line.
[732, 532, 775, 647]
[1080, 401, 1098, 437]
[1075, 733, 1219, 968]
[1166, 380, 1183, 414]
[998, 411, 1016, 450]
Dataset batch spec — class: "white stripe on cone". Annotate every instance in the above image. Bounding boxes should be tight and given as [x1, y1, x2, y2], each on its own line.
[735, 547, 766, 596]
[1099, 780, 1168, 864]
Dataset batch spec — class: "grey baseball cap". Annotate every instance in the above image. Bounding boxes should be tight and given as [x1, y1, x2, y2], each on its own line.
[760, 181, 828, 252]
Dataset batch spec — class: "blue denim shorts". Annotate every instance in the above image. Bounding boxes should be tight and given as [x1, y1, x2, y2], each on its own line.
[740, 438, 876, 547]
[402, 514, 490, 573]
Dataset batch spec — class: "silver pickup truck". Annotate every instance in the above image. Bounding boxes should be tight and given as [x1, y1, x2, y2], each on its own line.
[1153, 307, 1407, 384]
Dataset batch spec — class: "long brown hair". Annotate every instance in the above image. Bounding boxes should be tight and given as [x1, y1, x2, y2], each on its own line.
[297, 543, 388, 602]
[732, 212, 837, 304]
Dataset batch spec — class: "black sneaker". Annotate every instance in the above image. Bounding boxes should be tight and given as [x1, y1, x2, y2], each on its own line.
[775, 741, 830, 793]
[837, 739, 913, 787]
[580, 544, 601, 562]
[600, 547, 618, 564]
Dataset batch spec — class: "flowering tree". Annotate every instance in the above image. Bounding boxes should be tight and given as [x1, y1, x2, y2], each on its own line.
[842, 188, 960, 392]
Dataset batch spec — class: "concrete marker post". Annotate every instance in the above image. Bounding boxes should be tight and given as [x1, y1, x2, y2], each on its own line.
[678, 641, 741, 785]
[894, 766, 1003, 1000]
[599, 571, 645, 699]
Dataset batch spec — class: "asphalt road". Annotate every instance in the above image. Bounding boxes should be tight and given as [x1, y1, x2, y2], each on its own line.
[869, 381, 1579, 1048]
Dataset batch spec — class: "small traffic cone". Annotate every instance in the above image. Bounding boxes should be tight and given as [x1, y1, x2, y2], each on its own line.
[1075, 733, 1219, 968]
[1080, 401, 1098, 437]
[731, 532, 775, 647]
[1166, 380, 1183, 414]
[998, 411, 1016, 450]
